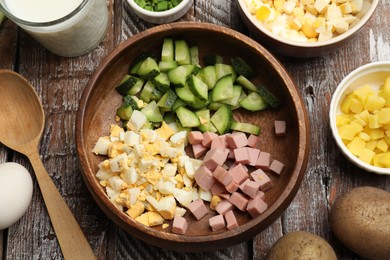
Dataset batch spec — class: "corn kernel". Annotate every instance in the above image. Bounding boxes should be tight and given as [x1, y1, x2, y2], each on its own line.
[256, 6, 271, 21]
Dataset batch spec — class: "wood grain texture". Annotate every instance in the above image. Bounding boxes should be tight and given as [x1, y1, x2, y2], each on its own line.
[0, 0, 389, 259]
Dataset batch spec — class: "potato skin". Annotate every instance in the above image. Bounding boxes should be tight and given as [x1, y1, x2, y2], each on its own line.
[266, 231, 337, 260]
[331, 186, 390, 260]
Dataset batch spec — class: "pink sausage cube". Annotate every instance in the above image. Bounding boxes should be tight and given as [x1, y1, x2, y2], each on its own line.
[251, 169, 273, 191]
[212, 165, 233, 186]
[188, 131, 204, 145]
[247, 134, 261, 148]
[172, 215, 188, 234]
[255, 151, 272, 171]
[218, 193, 231, 200]
[188, 199, 208, 220]
[203, 148, 229, 171]
[224, 210, 239, 230]
[209, 214, 225, 231]
[225, 180, 239, 193]
[274, 120, 286, 137]
[226, 132, 248, 149]
[211, 137, 225, 149]
[219, 134, 229, 148]
[228, 163, 249, 185]
[229, 192, 249, 211]
[269, 159, 285, 175]
[215, 199, 234, 215]
[247, 147, 260, 166]
[194, 165, 215, 191]
[247, 197, 268, 218]
[227, 149, 235, 159]
[192, 143, 208, 159]
[234, 147, 250, 164]
[210, 182, 227, 195]
[202, 132, 218, 147]
[241, 180, 261, 199]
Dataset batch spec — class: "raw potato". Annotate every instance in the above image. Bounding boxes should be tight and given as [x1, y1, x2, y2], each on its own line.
[331, 186, 390, 260]
[266, 231, 337, 260]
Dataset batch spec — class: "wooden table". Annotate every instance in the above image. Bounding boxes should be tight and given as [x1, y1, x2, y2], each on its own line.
[1, 1, 389, 259]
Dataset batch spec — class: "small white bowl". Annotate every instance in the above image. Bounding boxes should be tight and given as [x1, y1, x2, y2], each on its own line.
[127, 0, 193, 24]
[329, 61, 390, 175]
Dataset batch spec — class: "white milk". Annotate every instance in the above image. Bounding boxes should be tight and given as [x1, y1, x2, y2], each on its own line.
[1, 0, 108, 57]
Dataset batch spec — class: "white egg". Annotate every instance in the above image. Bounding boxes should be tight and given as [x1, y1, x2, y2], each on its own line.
[0, 162, 33, 230]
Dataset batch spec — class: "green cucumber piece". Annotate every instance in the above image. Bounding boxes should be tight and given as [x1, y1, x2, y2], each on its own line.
[195, 109, 217, 133]
[236, 75, 257, 92]
[141, 101, 163, 122]
[158, 60, 178, 72]
[210, 104, 233, 134]
[163, 112, 176, 124]
[137, 57, 160, 80]
[152, 72, 170, 91]
[198, 65, 217, 90]
[220, 85, 242, 107]
[168, 65, 198, 87]
[116, 103, 133, 121]
[215, 63, 237, 82]
[157, 89, 177, 109]
[256, 84, 282, 108]
[172, 98, 187, 112]
[123, 95, 142, 110]
[161, 38, 174, 62]
[175, 40, 191, 65]
[176, 107, 200, 128]
[140, 81, 162, 103]
[211, 74, 234, 102]
[231, 121, 261, 135]
[189, 97, 209, 110]
[190, 46, 200, 66]
[204, 54, 223, 65]
[128, 52, 156, 75]
[231, 57, 256, 79]
[239, 92, 268, 111]
[175, 85, 196, 105]
[208, 102, 223, 111]
[187, 74, 208, 102]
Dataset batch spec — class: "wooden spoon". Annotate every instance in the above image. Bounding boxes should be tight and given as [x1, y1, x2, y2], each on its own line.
[0, 70, 95, 260]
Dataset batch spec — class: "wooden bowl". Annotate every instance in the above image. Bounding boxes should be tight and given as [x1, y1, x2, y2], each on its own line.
[76, 22, 310, 251]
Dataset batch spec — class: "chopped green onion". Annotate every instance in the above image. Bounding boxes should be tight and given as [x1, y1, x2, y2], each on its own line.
[133, 0, 183, 12]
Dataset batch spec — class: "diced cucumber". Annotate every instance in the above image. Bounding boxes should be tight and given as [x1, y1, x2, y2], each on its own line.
[116, 75, 145, 96]
[175, 40, 191, 65]
[204, 54, 223, 65]
[128, 52, 156, 75]
[168, 65, 198, 87]
[161, 38, 174, 62]
[195, 109, 217, 133]
[157, 89, 177, 110]
[172, 98, 187, 112]
[231, 121, 261, 135]
[152, 72, 170, 91]
[189, 97, 209, 110]
[190, 46, 200, 66]
[215, 63, 237, 82]
[137, 57, 160, 80]
[141, 101, 163, 122]
[163, 112, 176, 124]
[208, 102, 223, 111]
[176, 107, 200, 128]
[123, 95, 142, 110]
[211, 74, 234, 102]
[231, 57, 256, 79]
[256, 84, 282, 108]
[175, 85, 196, 105]
[210, 104, 233, 134]
[236, 75, 257, 92]
[140, 80, 162, 103]
[239, 92, 268, 111]
[198, 65, 217, 90]
[220, 85, 242, 107]
[116, 103, 133, 121]
[187, 74, 208, 102]
[158, 60, 178, 72]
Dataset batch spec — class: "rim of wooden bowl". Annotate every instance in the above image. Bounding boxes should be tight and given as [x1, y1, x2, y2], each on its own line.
[76, 21, 310, 251]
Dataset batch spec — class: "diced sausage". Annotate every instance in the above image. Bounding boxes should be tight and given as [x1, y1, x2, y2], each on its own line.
[251, 169, 273, 191]
[192, 143, 208, 159]
[218, 193, 231, 200]
[211, 137, 225, 149]
[255, 151, 272, 171]
[194, 165, 215, 191]
[229, 192, 249, 211]
[215, 199, 234, 215]
[247, 134, 261, 148]
[212, 165, 232, 186]
[172, 215, 188, 234]
[187, 199, 209, 220]
[225, 180, 239, 193]
[228, 163, 249, 185]
[247, 147, 260, 166]
[203, 148, 229, 171]
[241, 180, 261, 199]
[224, 210, 239, 230]
[188, 131, 204, 145]
[202, 132, 218, 147]
[234, 147, 250, 164]
[274, 120, 286, 137]
[209, 214, 226, 231]
[226, 132, 248, 149]
[210, 182, 227, 195]
[227, 149, 235, 159]
[246, 196, 268, 218]
[269, 159, 285, 175]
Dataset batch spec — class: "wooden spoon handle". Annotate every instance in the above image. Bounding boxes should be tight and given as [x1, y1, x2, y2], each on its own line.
[27, 150, 96, 260]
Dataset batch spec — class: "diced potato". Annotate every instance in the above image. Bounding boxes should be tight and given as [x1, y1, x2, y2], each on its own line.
[359, 148, 375, 164]
[338, 121, 363, 140]
[349, 97, 363, 114]
[353, 84, 375, 104]
[376, 152, 390, 167]
[347, 137, 366, 156]
[376, 139, 389, 153]
[378, 107, 390, 124]
[336, 114, 352, 126]
[364, 95, 385, 112]
[365, 140, 377, 151]
[368, 113, 382, 129]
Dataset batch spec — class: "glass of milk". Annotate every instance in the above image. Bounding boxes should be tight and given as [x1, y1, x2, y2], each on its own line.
[0, 0, 109, 57]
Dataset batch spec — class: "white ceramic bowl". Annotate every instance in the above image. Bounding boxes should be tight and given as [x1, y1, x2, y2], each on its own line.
[127, 0, 193, 24]
[237, 0, 379, 58]
[329, 61, 390, 175]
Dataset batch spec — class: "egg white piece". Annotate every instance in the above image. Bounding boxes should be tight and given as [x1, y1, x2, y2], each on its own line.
[0, 162, 33, 230]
